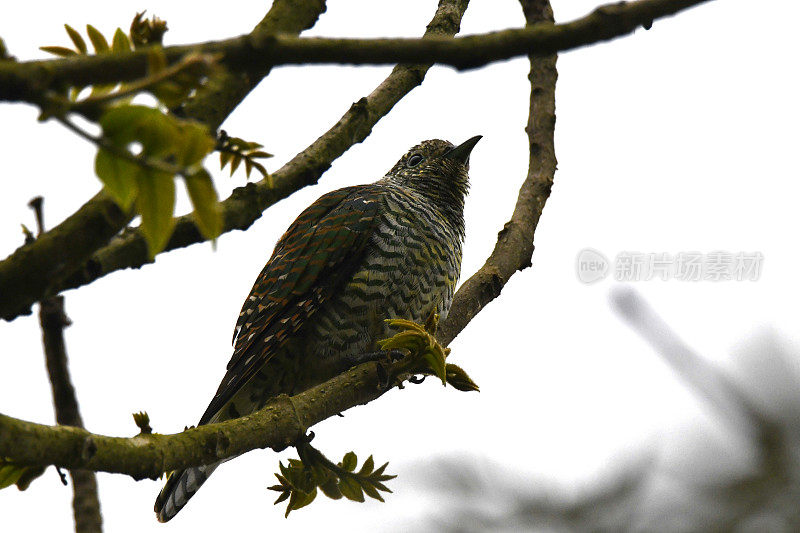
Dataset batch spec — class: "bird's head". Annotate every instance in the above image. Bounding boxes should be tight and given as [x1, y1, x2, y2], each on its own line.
[384, 136, 481, 214]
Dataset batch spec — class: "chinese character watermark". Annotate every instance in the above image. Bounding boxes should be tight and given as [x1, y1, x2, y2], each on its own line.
[575, 249, 763, 284]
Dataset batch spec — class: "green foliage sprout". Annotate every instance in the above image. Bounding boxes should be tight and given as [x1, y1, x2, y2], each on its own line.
[269, 437, 396, 517]
[37, 17, 274, 257]
[378, 315, 480, 391]
[217, 130, 273, 182]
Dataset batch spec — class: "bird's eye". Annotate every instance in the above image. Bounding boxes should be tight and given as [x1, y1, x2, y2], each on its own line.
[407, 154, 423, 167]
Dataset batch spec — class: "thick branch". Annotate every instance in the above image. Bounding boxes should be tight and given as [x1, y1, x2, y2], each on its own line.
[54, 0, 471, 295]
[0, 0, 711, 104]
[0, 0, 328, 321]
[438, 0, 558, 346]
[0, 361, 386, 478]
[0, 192, 131, 321]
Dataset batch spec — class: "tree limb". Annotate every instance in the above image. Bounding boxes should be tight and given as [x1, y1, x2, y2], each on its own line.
[0, 0, 711, 105]
[40, 297, 103, 533]
[53, 0, 471, 296]
[0, 0, 328, 321]
[438, 0, 558, 346]
[31, 198, 102, 533]
[0, 0, 560, 480]
[0, 361, 386, 479]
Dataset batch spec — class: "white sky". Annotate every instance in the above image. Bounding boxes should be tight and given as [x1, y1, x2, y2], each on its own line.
[2, 0, 799, 531]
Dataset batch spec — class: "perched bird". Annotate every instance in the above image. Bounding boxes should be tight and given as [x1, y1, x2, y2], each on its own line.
[154, 136, 481, 522]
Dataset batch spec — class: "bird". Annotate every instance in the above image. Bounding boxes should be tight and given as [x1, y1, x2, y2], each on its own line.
[154, 135, 481, 522]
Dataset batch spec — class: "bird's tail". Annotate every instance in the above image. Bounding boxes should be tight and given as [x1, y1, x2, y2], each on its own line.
[154, 461, 221, 522]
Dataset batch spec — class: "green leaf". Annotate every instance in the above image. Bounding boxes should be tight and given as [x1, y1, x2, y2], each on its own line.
[86, 25, 109, 53]
[95, 148, 139, 210]
[111, 28, 131, 53]
[361, 482, 384, 502]
[178, 122, 214, 167]
[319, 478, 343, 500]
[136, 169, 176, 256]
[445, 363, 480, 392]
[99, 105, 150, 145]
[272, 489, 290, 505]
[372, 462, 389, 478]
[371, 480, 392, 493]
[281, 462, 305, 491]
[247, 150, 273, 159]
[338, 477, 364, 502]
[0, 463, 24, 489]
[0, 461, 45, 491]
[151, 81, 188, 109]
[64, 24, 87, 54]
[341, 452, 357, 472]
[285, 488, 316, 517]
[357, 455, 375, 476]
[219, 151, 233, 171]
[14, 466, 46, 491]
[39, 46, 77, 57]
[101, 105, 184, 159]
[184, 169, 221, 242]
[136, 110, 179, 158]
[423, 348, 447, 385]
[228, 155, 242, 177]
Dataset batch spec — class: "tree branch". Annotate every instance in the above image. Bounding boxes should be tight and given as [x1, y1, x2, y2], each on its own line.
[438, 0, 558, 346]
[0, 0, 560, 480]
[0, 361, 386, 479]
[53, 0, 471, 296]
[31, 198, 102, 533]
[0, 0, 710, 322]
[39, 297, 103, 533]
[0, 0, 328, 322]
[0, 0, 711, 105]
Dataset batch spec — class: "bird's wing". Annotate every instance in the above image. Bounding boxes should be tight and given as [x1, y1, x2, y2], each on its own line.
[198, 185, 381, 424]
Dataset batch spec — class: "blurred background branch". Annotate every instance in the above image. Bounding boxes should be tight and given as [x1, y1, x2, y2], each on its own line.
[420, 288, 800, 531]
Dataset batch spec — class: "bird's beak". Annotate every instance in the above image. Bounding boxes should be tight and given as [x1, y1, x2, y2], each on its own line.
[444, 135, 482, 165]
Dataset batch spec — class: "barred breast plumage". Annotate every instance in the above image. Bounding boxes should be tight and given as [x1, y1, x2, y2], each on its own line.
[154, 136, 480, 522]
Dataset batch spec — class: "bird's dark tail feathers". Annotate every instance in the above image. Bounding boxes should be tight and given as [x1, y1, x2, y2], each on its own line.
[154, 462, 221, 522]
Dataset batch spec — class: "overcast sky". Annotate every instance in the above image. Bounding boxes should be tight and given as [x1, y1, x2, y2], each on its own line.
[2, 1, 799, 531]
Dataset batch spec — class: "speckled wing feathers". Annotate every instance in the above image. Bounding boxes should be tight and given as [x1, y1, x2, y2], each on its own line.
[199, 186, 380, 424]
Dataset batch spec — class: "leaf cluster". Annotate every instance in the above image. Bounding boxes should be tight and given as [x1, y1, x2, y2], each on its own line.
[129, 12, 168, 48]
[217, 130, 272, 181]
[36, 16, 273, 256]
[132, 411, 152, 434]
[94, 105, 219, 255]
[41, 24, 136, 102]
[378, 316, 479, 391]
[269, 442, 395, 517]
